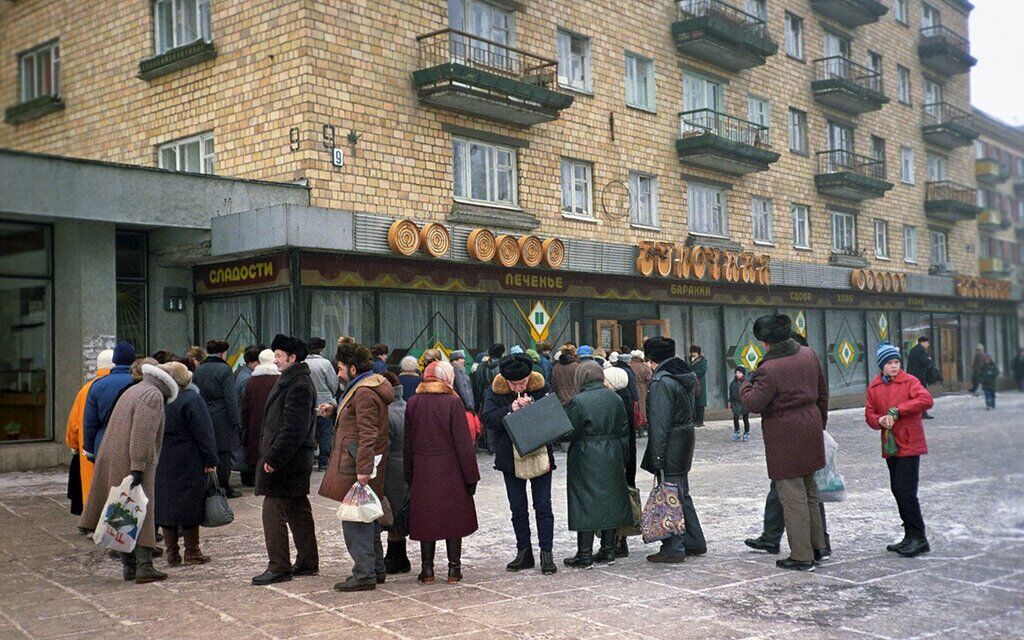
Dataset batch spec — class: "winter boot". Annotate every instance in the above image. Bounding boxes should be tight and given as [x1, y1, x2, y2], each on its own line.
[133, 546, 168, 584]
[418, 541, 436, 584]
[384, 538, 411, 574]
[593, 530, 617, 565]
[446, 538, 463, 583]
[162, 527, 182, 566]
[183, 527, 210, 565]
[121, 552, 136, 582]
[506, 548, 534, 572]
[897, 537, 930, 558]
[563, 532, 594, 569]
[615, 535, 629, 559]
[540, 551, 558, 575]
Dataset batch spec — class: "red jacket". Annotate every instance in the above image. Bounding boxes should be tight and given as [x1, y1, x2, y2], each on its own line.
[865, 370, 933, 458]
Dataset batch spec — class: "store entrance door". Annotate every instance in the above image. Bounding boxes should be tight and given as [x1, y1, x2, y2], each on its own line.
[595, 319, 668, 353]
[938, 325, 960, 390]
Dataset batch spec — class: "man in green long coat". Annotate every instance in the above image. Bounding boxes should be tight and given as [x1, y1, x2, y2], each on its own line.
[562, 362, 633, 569]
[689, 346, 708, 426]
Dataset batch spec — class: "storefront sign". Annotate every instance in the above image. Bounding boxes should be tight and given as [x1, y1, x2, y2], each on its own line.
[850, 269, 909, 293]
[502, 272, 566, 292]
[196, 254, 288, 293]
[636, 241, 771, 285]
[956, 276, 1012, 300]
[669, 283, 713, 299]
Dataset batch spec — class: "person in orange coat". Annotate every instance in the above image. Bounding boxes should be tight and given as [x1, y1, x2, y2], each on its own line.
[65, 349, 113, 513]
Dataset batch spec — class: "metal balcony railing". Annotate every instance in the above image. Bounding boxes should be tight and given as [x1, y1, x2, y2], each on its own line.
[677, 0, 770, 41]
[814, 56, 883, 93]
[679, 108, 772, 148]
[417, 28, 560, 88]
[925, 181, 977, 206]
[816, 149, 887, 180]
[920, 25, 971, 54]
[922, 102, 974, 128]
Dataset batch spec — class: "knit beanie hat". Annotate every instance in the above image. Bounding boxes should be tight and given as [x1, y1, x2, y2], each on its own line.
[619, 352, 633, 363]
[876, 342, 902, 370]
[112, 342, 136, 366]
[577, 345, 594, 358]
[96, 349, 114, 370]
[399, 355, 420, 374]
[509, 345, 525, 355]
[258, 349, 275, 366]
[631, 349, 644, 360]
[525, 348, 541, 363]
[499, 353, 533, 382]
[608, 351, 620, 363]
[488, 343, 506, 359]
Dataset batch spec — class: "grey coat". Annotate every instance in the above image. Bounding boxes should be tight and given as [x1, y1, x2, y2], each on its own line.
[193, 357, 241, 453]
[453, 364, 475, 410]
[305, 354, 339, 406]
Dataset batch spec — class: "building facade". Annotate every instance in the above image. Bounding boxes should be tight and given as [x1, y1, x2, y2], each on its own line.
[0, 0, 1018, 469]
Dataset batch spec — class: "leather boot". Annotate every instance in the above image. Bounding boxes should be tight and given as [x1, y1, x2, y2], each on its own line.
[886, 533, 910, 553]
[563, 532, 594, 569]
[593, 530, 617, 565]
[506, 548, 535, 572]
[121, 552, 136, 582]
[133, 546, 168, 584]
[384, 538, 411, 574]
[540, 551, 557, 575]
[162, 527, 181, 566]
[615, 535, 629, 559]
[446, 538, 463, 583]
[897, 537, 930, 558]
[418, 541, 436, 584]
[183, 527, 210, 565]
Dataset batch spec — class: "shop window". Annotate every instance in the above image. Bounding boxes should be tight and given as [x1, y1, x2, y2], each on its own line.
[493, 298, 576, 352]
[379, 292, 484, 361]
[199, 289, 289, 349]
[825, 309, 867, 396]
[306, 290, 375, 347]
[115, 231, 148, 353]
[692, 305, 725, 408]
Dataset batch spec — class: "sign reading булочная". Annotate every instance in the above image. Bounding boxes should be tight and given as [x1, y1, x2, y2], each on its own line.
[635, 240, 771, 285]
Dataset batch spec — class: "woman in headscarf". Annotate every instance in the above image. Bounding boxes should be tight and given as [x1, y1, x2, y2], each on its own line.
[398, 356, 422, 403]
[404, 361, 480, 584]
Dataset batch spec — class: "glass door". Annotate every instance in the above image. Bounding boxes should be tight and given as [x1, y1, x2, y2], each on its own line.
[596, 319, 620, 352]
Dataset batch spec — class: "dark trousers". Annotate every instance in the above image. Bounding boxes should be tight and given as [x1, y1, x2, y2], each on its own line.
[261, 496, 319, 574]
[501, 470, 554, 553]
[694, 406, 706, 425]
[660, 473, 706, 556]
[887, 456, 926, 539]
[314, 415, 334, 469]
[342, 520, 385, 581]
[762, 480, 831, 548]
[983, 388, 996, 408]
[217, 451, 234, 491]
[733, 413, 750, 434]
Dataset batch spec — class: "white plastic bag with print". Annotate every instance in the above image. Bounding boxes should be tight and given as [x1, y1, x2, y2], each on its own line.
[92, 475, 148, 553]
[336, 482, 384, 523]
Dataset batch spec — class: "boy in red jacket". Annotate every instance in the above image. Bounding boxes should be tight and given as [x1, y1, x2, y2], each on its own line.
[865, 343, 934, 557]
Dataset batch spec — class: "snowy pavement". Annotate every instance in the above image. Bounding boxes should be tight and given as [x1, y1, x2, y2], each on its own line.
[0, 392, 1022, 639]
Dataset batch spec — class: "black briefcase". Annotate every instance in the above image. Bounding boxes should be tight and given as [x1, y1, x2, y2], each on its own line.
[501, 393, 574, 455]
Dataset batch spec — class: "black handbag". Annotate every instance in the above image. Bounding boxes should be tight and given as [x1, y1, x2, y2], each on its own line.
[203, 472, 234, 528]
[501, 392, 574, 456]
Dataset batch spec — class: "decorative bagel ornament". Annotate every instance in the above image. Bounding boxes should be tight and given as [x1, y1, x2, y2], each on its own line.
[419, 223, 451, 257]
[388, 219, 420, 256]
[466, 229, 496, 262]
[542, 238, 565, 269]
[493, 234, 520, 267]
[518, 235, 544, 267]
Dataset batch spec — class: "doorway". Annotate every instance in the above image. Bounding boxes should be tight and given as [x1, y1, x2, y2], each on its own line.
[935, 314, 961, 390]
[595, 319, 668, 352]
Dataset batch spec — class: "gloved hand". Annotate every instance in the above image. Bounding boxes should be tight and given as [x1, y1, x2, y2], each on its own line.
[466, 483, 477, 496]
[130, 470, 143, 488]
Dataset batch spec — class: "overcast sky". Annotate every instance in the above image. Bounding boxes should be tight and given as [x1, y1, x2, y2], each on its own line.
[969, 0, 1024, 125]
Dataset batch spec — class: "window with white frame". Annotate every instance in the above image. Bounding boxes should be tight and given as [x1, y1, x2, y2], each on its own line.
[900, 146, 915, 184]
[557, 29, 591, 92]
[894, 0, 908, 24]
[926, 153, 947, 181]
[561, 158, 593, 218]
[788, 108, 807, 153]
[745, 0, 767, 21]
[903, 225, 918, 263]
[747, 96, 770, 130]
[155, 0, 212, 55]
[792, 204, 810, 249]
[874, 219, 889, 258]
[921, 3, 941, 28]
[830, 209, 856, 253]
[158, 133, 215, 174]
[628, 172, 659, 228]
[897, 65, 911, 104]
[784, 13, 803, 59]
[19, 41, 60, 103]
[683, 72, 722, 114]
[752, 197, 774, 244]
[452, 137, 517, 206]
[688, 183, 727, 237]
[871, 136, 886, 164]
[930, 229, 948, 268]
[625, 52, 655, 111]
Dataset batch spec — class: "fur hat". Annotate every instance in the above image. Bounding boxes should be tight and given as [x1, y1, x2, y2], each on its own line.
[141, 363, 179, 404]
[735, 366, 747, 375]
[631, 349, 644, 360]
[96, 349, 114, 370]
[499, 353, 533, 381]
[619, 352, 633, 363]
[753, 315, 792, 345]
[271, 334, 307, 361]
[161, 361, 193, 389]
[488, 343, 506, 359]
[643, 337, 675, 364]
[112, 342, 136, 366]
[449, 349, 466, 362]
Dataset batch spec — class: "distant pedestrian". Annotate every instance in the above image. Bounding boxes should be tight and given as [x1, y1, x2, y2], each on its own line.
[1013, 348, 1024, 393]
[551, 345, 580, 406]
[193, 339, 243, 498]
[603, 363, 636, 559]
[398, 356, 421, 403]
[83, 342, 136, 462]
[865, 342, 934, 558]
[186, 345, 207, 370]
[536, 341, 554, 381]
[526, 348, 545, 374]
[449, 350, 475, 410]
[906, 337, 936, 419]
[241, 350, 279, 487]
[629, 349, 651, 434]
[471, 344, 504, 413]
[970, 344, 987, 395]
[306, 337, 340, 471]
[689, 345, 708, 427]
[381, 372, 411, 575]
[236, 345, 263, 398]
[65, 349, 113, 512]
[371, 343, 390, 374]
[979, 355, 999, 410]
[729, 367, 750, 441]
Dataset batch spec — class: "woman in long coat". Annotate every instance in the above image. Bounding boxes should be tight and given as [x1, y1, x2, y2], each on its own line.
[155, 358, 219, 566]
[79, 362, 183, 583]
[563, 362, 633, 569]
[404, 361, 480, 584]
[243, 350, 279, 471]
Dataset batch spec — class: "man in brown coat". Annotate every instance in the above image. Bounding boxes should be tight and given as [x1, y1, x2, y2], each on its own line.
[318, 342, 394, 592]
[741, 315, 828, 572]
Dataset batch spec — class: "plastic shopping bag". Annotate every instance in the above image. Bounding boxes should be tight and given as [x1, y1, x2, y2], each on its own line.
[336, 482, 384, 523]
[815, 431, 847, 503]
[92, 475, 148, 553]
[641, 475, 685, 544]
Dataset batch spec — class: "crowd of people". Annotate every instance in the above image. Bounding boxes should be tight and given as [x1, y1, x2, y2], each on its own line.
[65, 312, 958, 587]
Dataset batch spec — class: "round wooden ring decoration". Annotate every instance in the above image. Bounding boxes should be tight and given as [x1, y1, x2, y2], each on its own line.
[637, 253, 654, 277]
[466, 229, 496, 262]
[863, 270, 875, 292]
[899, 273, 908, 292]
[882, 272, 893, 292]
[387, 219, 420, 256]
[542, 238, 565, 269]
[493, 234, 520, 268]
[851, 269, 866, 290]
[874, 272, 886, 293]
[419, 223, 451, 258]
[691, 246, 708, 280]
[518, 235, 544, 268]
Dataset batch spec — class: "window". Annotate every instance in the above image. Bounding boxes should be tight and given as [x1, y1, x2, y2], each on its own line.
[688, 183, 727, 237]
[828, 121, 854, 153]
[452, 137, 517, 206]
[747, 96, 770, 129]
[629, 172, 659, 228]
[155, 0, 212, 55]
[867, 51, 883, 77]
[874, 220, 889, 259]
[557, 29, 591, 92]
[784, 13, 804, 59]
[923, 79, 942, 112]
[824, 31, 851, 59]
[792, 204, 810, 249]
[752, 197, 774, 244]
[900, 146, 915, 184]
[830, 209, 856, 253]
[926, 153, 947, 181]
[894, 0, 908, 24]
[903, 225, 918, 263]
[625, 52, 655, 111]
[19, 41, 60, 103]
[871, 136, 886, 164]
[561, 158, 593, 218]
[897, 65, 911, 104]
[921, 3, 941, 28]
[930, 229, 948, 268]
[116, 231, 148, 353]
[683, 72, 722, 112]
[158, 133, 215, 174]
[974, 140, 985, 160]
[788, 109, 807, 154]
[745, 0, 767, 21]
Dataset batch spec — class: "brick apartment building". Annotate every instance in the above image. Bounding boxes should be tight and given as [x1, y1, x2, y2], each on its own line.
[0, 0, 1018, 469]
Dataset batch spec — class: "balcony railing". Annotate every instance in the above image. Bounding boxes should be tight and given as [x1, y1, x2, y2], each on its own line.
[814, 56, 883, 93]
[677, 0, 769, 41]
[926, 181, 977, 207]
[679, 109, 771, 148]
[417, 28, 559, 89]
[922, 102, 973, 128]
[817, 149, 886, 180]
[920, 25, 970, 55]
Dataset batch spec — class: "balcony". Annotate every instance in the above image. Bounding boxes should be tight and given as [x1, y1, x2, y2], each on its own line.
[412, 29, 574, 126]
[978, 208, 1010, 232]
[676, 109, 780, 175]
[919, 26, 976, 77]
[921, 103, 979, 150]
[976, 158, 1010, 185]
[811, 57, 889, 115]
[924, 181, 981, 223]
[814, 150, 893, 201]
[672, 0, 778, 72]
[809, 0, 887, 27]
[979, 258, 1010, 279]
